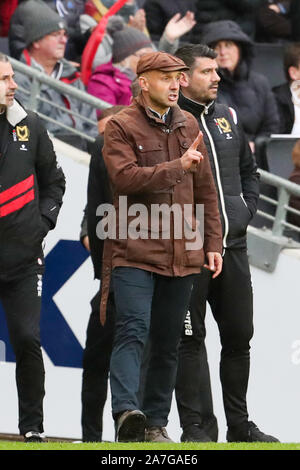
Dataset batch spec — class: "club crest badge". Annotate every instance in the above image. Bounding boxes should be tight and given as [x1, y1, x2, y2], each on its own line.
[214, 118, 232, 139]
[16, 125, 30, 142]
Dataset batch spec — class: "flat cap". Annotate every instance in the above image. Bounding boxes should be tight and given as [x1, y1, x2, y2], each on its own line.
[136, 51, 189, 75]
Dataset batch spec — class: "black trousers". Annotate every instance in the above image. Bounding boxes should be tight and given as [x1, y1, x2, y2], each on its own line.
[81, 289, 115, 442]
[0, 271, 45, 435]
[175, 248, 254, 437]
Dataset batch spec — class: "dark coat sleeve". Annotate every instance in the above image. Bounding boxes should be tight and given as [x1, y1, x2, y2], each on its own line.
[35, 116, 66, 231]
[272, 84, 294, 134]
[87, 135, 113, 280]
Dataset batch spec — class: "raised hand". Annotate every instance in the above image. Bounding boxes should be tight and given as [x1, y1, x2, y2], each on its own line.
[164, 11, 196, 43]
[180, 131, 204, 171]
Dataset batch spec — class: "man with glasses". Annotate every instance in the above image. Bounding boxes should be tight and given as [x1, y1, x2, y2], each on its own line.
[13, 2, 98, 151]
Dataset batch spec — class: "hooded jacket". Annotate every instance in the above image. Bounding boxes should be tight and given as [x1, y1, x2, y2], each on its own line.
[0, 100, 65, 280]
[201, 20, 280, 142]
[178, 92, 259, 250]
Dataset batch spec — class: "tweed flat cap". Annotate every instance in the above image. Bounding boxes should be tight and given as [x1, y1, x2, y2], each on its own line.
[136, 52, 189, 75]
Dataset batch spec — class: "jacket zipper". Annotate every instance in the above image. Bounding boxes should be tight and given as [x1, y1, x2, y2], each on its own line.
[200, 108, 229, 248]
[240, 192, 248, 208]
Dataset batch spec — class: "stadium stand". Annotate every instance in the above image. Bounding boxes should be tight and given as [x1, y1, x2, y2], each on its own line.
[251, 42, 285, 89]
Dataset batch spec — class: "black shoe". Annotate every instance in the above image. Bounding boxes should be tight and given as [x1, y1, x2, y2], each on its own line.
[24, 431, 46, 443]
[116, 410, 146, 442]
[227, 421, 279, 443]
[181, 424, 212, 442]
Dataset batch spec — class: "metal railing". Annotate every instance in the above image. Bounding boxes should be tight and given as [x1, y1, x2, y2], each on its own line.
[255, 168, 300, 240]
[247, 168, 300, 272]
[9, 56, 112, 143]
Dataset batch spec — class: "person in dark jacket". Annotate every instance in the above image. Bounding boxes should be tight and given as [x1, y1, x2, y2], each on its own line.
[144, 0, 197, 43]
[192, 0, 260, 40]
[273, 42, 300, 134]
[256, 1, 292, 43]
[174, 43, 279, 443]
[0, 53, 65, 442]
[79, 105, 125, 442]
[200, 20, 279, 156]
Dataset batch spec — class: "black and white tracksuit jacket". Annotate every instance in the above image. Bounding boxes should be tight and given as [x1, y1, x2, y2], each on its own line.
[178, 92, 259, 250]
[0, 100, 66, 281]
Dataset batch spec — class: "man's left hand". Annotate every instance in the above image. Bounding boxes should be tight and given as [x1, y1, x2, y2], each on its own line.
[204, 252, 223, 278]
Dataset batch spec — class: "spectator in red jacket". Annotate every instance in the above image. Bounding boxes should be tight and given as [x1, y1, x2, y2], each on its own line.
[0, 0, 18, 36]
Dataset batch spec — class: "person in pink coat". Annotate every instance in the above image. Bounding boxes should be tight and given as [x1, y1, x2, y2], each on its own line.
[87, 16, 153, 115]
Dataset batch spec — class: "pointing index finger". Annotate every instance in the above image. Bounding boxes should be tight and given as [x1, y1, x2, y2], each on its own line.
[190, 131, 203, 151]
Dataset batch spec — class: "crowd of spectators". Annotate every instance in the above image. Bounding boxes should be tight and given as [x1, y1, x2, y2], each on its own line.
[0, 0, 299, 152]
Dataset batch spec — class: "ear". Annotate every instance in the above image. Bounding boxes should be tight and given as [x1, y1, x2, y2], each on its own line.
[138, 75, 149, 92]
[289, 66, 300, 81]
[180, 71, 190, 88]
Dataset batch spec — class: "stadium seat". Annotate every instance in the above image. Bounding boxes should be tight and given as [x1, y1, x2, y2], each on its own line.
[250, 136, 298, 229]
[0, 37, 9, 55]
[265, 136, 298, 179]
[251, 42, 285, 88]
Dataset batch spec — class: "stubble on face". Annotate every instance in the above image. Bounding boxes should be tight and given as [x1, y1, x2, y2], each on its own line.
[139, 69, 182, 114]
[181, 57, 220, 105]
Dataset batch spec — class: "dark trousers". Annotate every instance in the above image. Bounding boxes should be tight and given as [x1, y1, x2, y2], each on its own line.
[0, 272, 45, 435]
[81, 289, 115, 442]
[176, 248, 254, 436]
[110, 267, 195, 427]
[81, 287, 150, 442]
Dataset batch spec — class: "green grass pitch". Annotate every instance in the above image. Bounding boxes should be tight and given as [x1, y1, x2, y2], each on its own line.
[0, 441, 299, 450]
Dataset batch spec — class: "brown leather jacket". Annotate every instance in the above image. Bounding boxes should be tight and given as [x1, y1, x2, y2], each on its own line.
[99, 94, 222, 321]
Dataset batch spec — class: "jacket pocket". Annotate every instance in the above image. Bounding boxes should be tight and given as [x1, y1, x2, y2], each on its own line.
[225, 194, 252, 239]
[135, 140, 165, 166]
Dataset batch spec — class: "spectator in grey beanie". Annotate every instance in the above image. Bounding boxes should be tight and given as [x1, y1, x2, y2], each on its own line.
[13, 1, 98, 152]
[9, 0, 90, 61]
[87, 16, 153, 112]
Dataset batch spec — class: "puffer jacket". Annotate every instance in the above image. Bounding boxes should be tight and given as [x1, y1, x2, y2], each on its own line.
[87, 61, 133, 116]
[102, 93, 223, 278]
[201, 20, 279, 143]
[0, 100, 65, 280]
[178, 92, 260, 249]
[14, 52, 98, 142]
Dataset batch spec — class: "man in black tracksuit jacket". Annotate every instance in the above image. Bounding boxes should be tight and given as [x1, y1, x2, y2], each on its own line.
[0, 55, 65, 442]
[174, 44, 279, 443]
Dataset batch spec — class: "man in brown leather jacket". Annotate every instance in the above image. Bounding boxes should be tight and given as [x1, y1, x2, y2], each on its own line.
[102, 51, 223, 443]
